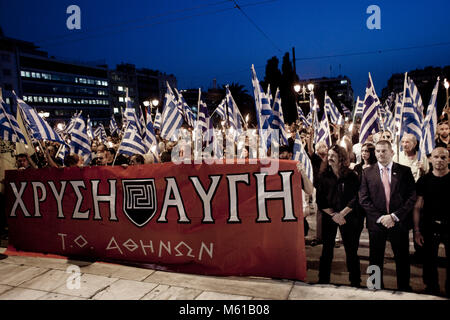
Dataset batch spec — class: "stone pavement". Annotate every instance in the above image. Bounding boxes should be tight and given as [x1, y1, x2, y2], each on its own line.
[0, 214, 447, 300]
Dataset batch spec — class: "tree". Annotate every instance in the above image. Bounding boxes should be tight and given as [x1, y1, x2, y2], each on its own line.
[279, 52, 298, 124]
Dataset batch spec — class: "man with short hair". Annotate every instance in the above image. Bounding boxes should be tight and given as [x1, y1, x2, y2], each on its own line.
[435, 122, 449, 149]
[359, 140, 417, 291]
[16, 153, 32, 170]
[413, 147, 450, 296]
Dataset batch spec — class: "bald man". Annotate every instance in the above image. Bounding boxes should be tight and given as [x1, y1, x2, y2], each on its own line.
[413, 147, 450, 297]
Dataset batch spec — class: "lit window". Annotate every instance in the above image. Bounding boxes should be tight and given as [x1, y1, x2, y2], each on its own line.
[49, 97, 53, 103]
[58, 97, 63, 103]
[68, 98, 72, 103]
[119, 97, 124, 102]
[36, 73, 41, 79]
[63, 98, 68, 104]
[31, 72, 36, 78]
[21, 71, 26, 77]
[113, 108, 119, 114]
[44, 97, 48, 103]
[23, 96, 28, 101]
[118, 86, 123, 92]
[103, 81, 108, 86]
[33, 96, 38, 102]
[38, 96, 43, 102]
[26, 72, 30, 77]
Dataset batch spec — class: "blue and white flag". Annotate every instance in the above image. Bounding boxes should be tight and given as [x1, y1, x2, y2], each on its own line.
[0, 98, 26, 143]
[408, 78, 424, 120]
[296, 102, 308, 126]
[125, 98, 145, 137]
[15, 93, 63, 143]
[400, 74, 423, 145]
[354, 96, 364, 119]
[341, 103, 352, 119]
[269, 88, 289, 145]
[160, 82, 183, 140]
[225, 85, 243, 132]
[316, 110, 332, 147]
[359, 73, 381, 144]
[174, 88, 195, 128]
[421, 77, 439, 156]
[251, 65, 272, 131]
[153, 108, 162, 131]
[324, 92, 344, 125]
[266, 84, 273, 109]
[68, 116, 92, 165]
[94, 123, 107, 143]
[292, 133, 313, 183]
[214, 98, 226, 121]
[117, 124, 148, 156]
[109, 115, 119, 135]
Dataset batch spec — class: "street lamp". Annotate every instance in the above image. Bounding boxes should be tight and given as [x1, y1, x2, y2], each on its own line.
[307, 83, 314, 92]
[293, 84, 301, 93]
[143, 100, 150, 107]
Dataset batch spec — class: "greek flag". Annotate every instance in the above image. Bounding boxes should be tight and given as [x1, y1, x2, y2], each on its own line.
[316, 111, 332, 147]
[393, 93, 403, 137]
[421, 77, 439, 156]
[117, 124, 148, 156]
[400, 75, 423, 145]
[55, 143, 69, 164]
[109, 115, 119, 135]
[174, 88, 195, 127]
[354, 96, 364, 119]
[225, 85, 243, 132]
[292, 133, 313, 183]
[214, 98, 226, 121]
[94, 123, 107, 143]
[153, 108, 162, 131]
[269, 88, 289, 145]
[341, 103, 352, 119]
[68, 116, 92, 165]
[359, 73, 381, 144]
[408, 78, 424, 119]
[15, 94, 63, 143]
[296, 102, 308, 126]
[251, 65, 272, 130]
[0, 98, 26, 143]
[125, 98, 144, 136]
[306, 111, 312, 127]
[324, 92, 344, 125]
[160, 82, 183, 140]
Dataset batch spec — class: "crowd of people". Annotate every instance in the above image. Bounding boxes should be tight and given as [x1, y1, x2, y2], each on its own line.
[1, 114, 450, 297]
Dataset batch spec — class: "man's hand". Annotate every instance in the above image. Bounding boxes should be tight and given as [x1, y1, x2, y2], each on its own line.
[332, 213, 346, 226]
[380, 214, 395, 228]
[414, 231, 424, 246]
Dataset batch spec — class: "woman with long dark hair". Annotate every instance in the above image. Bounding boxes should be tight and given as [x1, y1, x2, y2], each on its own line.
[353, 142, 377, 179]
[316, 145, 363, 287]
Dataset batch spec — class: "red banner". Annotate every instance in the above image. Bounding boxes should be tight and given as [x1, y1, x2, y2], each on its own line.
[5, 160, 306, 280]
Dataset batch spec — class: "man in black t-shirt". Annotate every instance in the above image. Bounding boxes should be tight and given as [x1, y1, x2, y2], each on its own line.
[413, 147, 450, 296]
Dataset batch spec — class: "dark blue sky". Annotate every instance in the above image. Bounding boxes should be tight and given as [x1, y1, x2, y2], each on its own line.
[1, 0, 449, 100]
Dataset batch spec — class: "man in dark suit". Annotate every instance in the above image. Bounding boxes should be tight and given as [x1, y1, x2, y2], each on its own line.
[359, 140, 416, 291]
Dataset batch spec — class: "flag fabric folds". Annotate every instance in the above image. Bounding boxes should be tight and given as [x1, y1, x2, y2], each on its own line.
[421, 77, 439, 156]
[324, 92, 344, 125]
[0, 97, 27, 143]
[15, 93, 63, 143]
[292, 133, 313, 183]
[359, 73, 381, 144]
[160, 83, 184, 140]
[269, 88, 289, 145]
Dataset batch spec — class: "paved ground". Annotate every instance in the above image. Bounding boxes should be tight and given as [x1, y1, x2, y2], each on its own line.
[0, 214, 447, 300]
